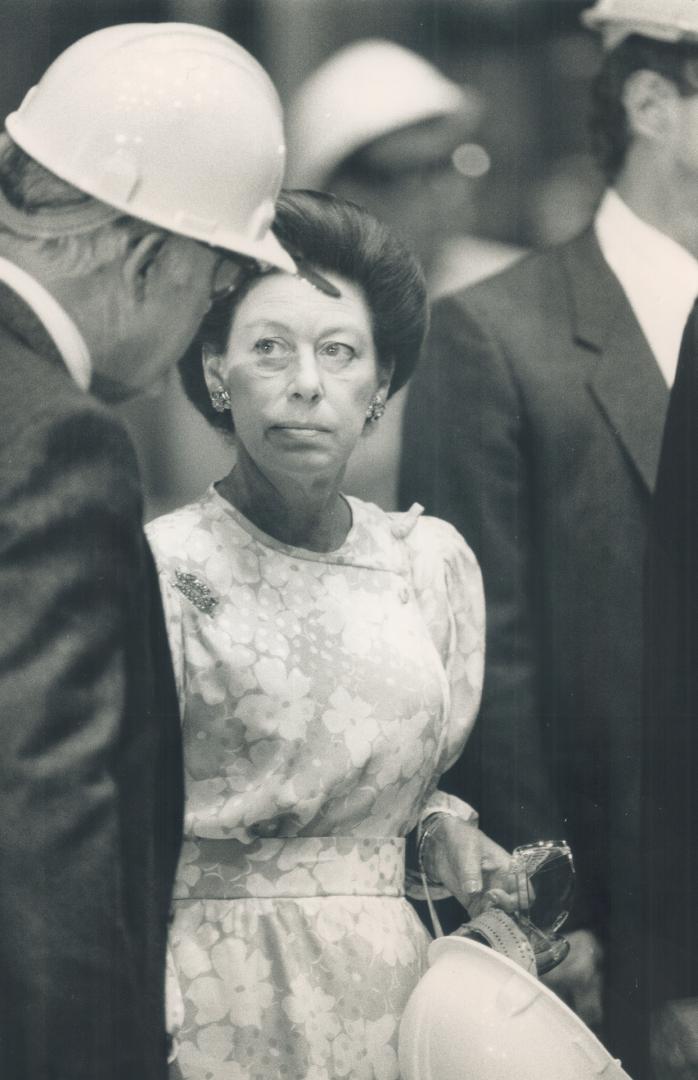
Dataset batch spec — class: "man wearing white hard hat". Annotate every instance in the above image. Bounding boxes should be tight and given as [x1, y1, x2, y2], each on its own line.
[0, 22, 294, 1080]
[402, 2, 698, 1076]
[286, 39, 519, 510]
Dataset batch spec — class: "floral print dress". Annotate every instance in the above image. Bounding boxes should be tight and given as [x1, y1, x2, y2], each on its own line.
[146, 486, 484, 1080]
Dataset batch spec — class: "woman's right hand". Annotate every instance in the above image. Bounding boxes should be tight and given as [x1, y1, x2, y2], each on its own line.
[421, 813, 517, 916]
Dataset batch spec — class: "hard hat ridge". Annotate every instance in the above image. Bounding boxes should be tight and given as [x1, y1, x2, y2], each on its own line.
[4, 22, 295, 272]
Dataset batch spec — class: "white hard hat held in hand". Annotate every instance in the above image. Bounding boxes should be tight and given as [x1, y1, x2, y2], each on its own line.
[4, 22, 295, 272]
[398, 936, 634, 1080]
[582, 0, 698, 50]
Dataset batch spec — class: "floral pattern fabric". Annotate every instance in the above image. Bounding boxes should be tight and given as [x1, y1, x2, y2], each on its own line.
[146, 487, 484, 1079]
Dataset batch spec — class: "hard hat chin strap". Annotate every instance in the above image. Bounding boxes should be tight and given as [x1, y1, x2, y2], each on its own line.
[455, 909, 539, 975]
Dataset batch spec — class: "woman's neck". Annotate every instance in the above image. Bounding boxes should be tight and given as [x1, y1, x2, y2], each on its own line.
[217, 456, 352, 552]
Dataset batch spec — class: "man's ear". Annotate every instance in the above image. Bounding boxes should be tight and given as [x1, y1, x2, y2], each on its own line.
[623, 69, 680, 143]
[122, 232, 168, 302]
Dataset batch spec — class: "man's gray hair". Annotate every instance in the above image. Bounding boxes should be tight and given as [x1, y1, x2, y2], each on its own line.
[0, 138, 165, 276]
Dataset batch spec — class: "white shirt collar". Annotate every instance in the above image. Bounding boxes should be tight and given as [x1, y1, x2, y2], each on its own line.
[594, 188, 698, 388]
[0, 256, 91, 391]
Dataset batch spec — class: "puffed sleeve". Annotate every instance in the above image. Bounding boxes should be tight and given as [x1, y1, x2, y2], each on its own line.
[407, 512, 485, 773]
[401, 513, 485, 896]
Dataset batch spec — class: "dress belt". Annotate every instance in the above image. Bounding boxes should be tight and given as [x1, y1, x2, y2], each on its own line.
[172, 834, 406, 900]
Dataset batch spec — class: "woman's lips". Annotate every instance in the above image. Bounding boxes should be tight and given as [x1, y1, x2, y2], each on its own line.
[269, 424, 330, 440]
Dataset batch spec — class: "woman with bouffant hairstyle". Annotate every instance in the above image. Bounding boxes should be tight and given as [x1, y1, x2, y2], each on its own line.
[148, 190, 513, 1080]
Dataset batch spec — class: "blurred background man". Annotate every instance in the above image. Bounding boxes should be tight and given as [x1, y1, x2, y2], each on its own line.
[400, 1, 698, 1075]
[0, 22, 293, 1079]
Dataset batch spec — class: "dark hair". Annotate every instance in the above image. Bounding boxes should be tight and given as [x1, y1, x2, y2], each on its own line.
[590, 34, 698, 182]
[179, 189, 428, 435]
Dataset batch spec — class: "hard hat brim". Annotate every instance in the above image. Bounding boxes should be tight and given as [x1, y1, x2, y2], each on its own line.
[3, 112, 296, 274]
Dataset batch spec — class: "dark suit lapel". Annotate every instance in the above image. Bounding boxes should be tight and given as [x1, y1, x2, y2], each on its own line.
[562, 229, 669, 494]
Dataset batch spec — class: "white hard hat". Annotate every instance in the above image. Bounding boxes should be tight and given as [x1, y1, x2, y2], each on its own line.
[582, 0, 698, 50]
[4, 22, 295, 272]
[285, 38, 482, 189]
[399, 936, 633, 1080]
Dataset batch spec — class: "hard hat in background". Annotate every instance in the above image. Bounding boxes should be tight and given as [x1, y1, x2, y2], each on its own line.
[285, 39, 482, 189]
[5, 22, 296, 272]
[398, 936, 634, 1080]
[582, 0, 698, 50]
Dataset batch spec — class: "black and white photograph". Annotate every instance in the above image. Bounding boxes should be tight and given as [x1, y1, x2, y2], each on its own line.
[0, 1, 695, 1078]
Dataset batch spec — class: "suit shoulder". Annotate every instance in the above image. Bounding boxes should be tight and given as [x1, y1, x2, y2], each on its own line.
[0, 354, 141, 518]
[438, 232, 589, 322]
[0, 341, 135, 464]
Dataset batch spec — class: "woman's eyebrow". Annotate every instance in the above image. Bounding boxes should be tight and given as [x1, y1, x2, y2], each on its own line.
[239, 319, 292, 334]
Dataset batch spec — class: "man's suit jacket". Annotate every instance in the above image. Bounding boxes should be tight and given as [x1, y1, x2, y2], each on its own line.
[0, 283, 184, 1079]
[399, 228, 668, 1073]
[642, 301, 698, 1011]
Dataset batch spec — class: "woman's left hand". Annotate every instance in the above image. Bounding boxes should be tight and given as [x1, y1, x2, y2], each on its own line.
[421, 814, 517, 916]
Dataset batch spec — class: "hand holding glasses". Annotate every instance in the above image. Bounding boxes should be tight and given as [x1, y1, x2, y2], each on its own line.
[456, 839, 575, 976]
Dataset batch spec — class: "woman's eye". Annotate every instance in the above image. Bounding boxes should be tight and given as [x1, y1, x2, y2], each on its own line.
[319, 342, 355, 366]
[252, 338, 291, 369]
[254, 338, 287, 357]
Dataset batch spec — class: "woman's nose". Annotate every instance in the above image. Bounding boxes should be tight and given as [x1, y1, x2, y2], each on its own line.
[288, 350, 323, 401]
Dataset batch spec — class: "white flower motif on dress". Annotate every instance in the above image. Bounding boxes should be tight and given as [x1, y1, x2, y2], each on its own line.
[177, 840, 204, 888]
[236, 658, 314, 741]
[176, 1024, 248, 1080]
[369, 773, 427, 829]
[223, 585, 260, 645]
[322, 687, 379, 768]
[358, 1016, 400, 1080]
[340, 587, 386, 656]
[173, 908, 219, 982]
[186, 636, 227, 706]
[314, 903, 356, 945]
[331, 1031, 357, 1078]
[188, 938, 273, 1028]
[315, 574, 354, 635]
[185, 713, 245, 782]
[282, 974, 341, 1050]
[180, 524, 220, 565]
[281, 569, 323, 618]
[221, 738, 286, 795]
[227, 541, 261, 585]
[251, 583, 292, 659]
[183, 778, 228, 830]
[354, 906, 418, 968]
